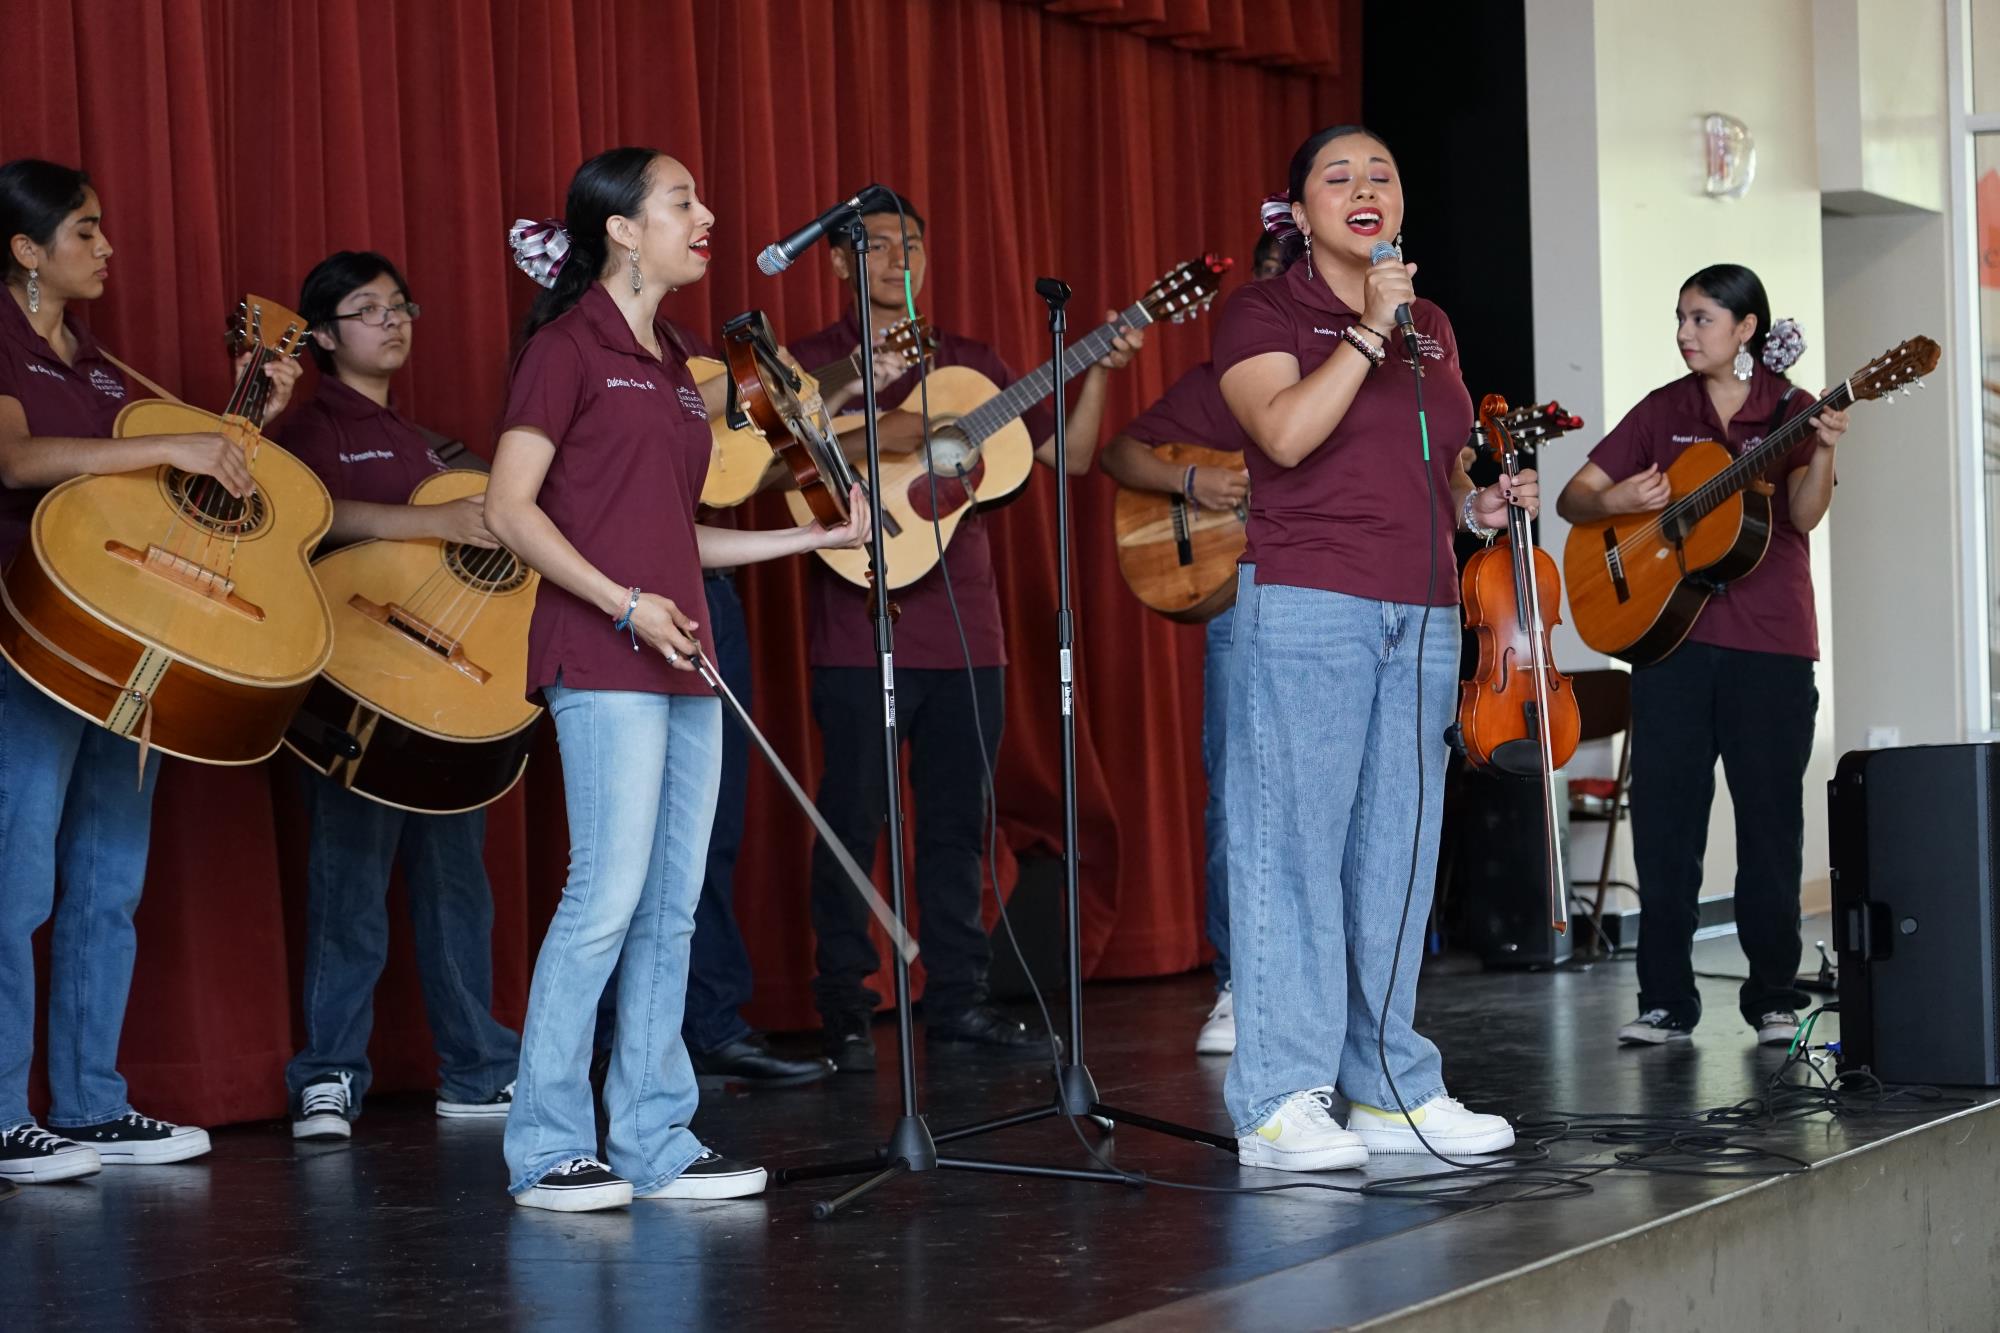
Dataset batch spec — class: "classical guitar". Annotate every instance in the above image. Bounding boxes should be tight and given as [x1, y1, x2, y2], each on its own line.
[789, 255, 1234, 591]
[1112, 400, 1583, 624]
[1564, 336, 1939, 665]
[689, 316, 936, 508]
[283, 470, 541, 813]
[0, 296, 335, 765]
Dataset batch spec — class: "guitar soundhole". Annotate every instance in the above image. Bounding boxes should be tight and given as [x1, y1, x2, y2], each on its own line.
[924, 423, 976, 478]
[167, 469, 267, 537]
[446, 544, 530, 594]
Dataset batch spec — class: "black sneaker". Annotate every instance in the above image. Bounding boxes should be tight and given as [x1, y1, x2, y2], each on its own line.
[438, 1080, 514, 1119]
[67, 1111, 211, 1164]
[1617, 1009, 1695, 1046]
[0, 1123, 102, 1183]
[634, 1149, 768, 1200]
[294, 1072, 354, 1141]
[821, 1012, 876, 1074]
[514, 1156, 632, 1212]
[926, 1004, 1061, 1060]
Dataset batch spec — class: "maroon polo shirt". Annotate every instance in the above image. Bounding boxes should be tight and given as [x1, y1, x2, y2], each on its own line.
[0, 296, 131, 564]
[499, 284, 715, 697]
[787, 315, 1054, 670]
[1212, 262, 1473, 606]
[275, 374, 446, 511]
[1122, 360, 1249, 455]
[1588, 364, 1821, 660]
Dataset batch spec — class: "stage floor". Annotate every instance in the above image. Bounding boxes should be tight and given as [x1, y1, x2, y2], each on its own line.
[6, 919, 1995, 1331]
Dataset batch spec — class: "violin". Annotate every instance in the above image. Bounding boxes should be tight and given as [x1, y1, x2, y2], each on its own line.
[1456, 394, 1580, 935]
[719, 309, 863, 529]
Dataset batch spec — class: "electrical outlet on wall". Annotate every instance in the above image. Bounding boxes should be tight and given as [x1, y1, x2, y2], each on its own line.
[1865, 726, 1902, 750]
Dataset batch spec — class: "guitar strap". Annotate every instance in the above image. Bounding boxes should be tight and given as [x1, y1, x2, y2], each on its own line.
[94, 349, 184, 406]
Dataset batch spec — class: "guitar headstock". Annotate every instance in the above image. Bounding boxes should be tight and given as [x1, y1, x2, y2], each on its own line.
[232, 294, 311, 361]
[1501, 399, 1584, 446]
[1142, 254, 1233, 326]
[878, 315, 939, 366]
[1849, 336, 1940, 403]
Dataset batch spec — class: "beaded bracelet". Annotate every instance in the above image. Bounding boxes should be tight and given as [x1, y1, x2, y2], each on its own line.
[1358, 321, 1391, 342]
[611, 585, 642, 651]
[1340, 325, 1385, 368]
[1462, 487, 1497, 541]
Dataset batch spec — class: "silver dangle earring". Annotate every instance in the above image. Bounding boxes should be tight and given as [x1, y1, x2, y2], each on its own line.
[26, 267, 40, 315]
[1732, 341, 1753, 381]
[1303, 233, 1313, 281]
[629, 248, 642, 295]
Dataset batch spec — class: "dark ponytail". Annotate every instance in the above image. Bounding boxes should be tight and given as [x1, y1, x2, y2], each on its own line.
[0, 158, 92, 282]
[523, 147, 661, 339]
[1681, 263, 1772, 356]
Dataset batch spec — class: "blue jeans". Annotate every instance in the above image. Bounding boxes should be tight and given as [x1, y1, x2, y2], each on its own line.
[0, 657, 160, 1130]
[1202, 604, 1235, 988]
[682, 574, 755, 1054]
[284, 772, 520, 1111]
[1222, 569, 1455, 1135]
[504, 685, 722, 1196]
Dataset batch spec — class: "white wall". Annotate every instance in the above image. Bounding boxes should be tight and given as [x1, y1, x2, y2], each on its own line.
[1527, 0, 1835, 905]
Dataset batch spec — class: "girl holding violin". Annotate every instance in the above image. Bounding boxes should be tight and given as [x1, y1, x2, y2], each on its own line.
[1213, 125, 1527, 1172]
[486, 147, 867, 1213]
[1555, 264, 1845, 1049]
[0, 159, 298, 1184]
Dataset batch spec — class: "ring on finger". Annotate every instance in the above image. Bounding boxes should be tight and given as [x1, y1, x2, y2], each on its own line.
[666, 649, 680, 664]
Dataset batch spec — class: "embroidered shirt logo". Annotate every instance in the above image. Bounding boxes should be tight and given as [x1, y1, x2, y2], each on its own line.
[605, 376, 657, 391]
[87, 366, 126, 399]
[676, 385, 708, 419]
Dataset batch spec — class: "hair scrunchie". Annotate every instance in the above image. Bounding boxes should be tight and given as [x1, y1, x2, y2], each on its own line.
[509, 218, 571, 288]
[1259, 190, 1301, 243]
[1762, 317, 1805, 373]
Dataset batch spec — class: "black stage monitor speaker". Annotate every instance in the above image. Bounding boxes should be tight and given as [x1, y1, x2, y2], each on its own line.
[1451, 767, 1573, 968]
[1830, 743, 2000, 1086]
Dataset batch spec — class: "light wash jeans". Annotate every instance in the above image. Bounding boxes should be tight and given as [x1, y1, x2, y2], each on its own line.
[1222, 568, 1454, 1135]
[0, 657, 160, 1130]
[503, 685, 722, 1196]
[285, 773, 520, 1113]
[1202, 604, 1235, 988]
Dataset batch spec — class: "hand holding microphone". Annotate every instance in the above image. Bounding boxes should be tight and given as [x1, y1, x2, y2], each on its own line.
[1364, 240, 1421, 370]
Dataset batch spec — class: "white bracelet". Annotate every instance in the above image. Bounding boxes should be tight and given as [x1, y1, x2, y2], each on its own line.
[1462, 486, 1497, 540]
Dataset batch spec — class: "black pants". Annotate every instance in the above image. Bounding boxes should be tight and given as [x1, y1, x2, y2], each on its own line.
[808, 665, 1005, 1021]
[1629, 642, 1815, 1027]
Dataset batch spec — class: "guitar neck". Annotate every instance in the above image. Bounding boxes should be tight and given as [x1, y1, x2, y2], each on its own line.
[811, 348, 866, 407]
[1666, 381, 1852, 527]
[957, 299, 1153, 445]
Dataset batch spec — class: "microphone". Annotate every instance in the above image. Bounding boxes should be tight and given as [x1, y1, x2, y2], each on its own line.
[1368, 240, 1422, 364]
[757, 185, 892, 276]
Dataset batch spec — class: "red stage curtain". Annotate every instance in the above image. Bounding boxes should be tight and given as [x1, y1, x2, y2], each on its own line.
[4, 0, 1354, 1126]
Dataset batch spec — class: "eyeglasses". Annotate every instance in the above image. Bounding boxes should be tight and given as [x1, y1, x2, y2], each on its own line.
[331, 301, 421, 328]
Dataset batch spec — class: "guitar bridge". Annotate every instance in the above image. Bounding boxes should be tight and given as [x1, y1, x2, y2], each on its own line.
[348, 596, 492, 684]
[1600, 528, 1630, 604]
[106, 541, 266, 620]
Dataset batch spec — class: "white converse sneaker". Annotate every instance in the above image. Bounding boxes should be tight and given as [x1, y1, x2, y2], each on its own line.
[1237, 1087, 1369, 1172]
[1195, 985, 1235, 1056]
[1347, 1094, 1515, 1156]
[1755, 1011, 1802, 1047]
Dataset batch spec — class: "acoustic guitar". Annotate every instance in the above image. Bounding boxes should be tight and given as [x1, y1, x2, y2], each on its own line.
[789, 255, 1233, 591]
[283, 470, 541, 813]
[689, 316, 935, 508]
[1111, 400, 1584, 623]
[1564, 336, 1939, 665]
[0, 296, 335, 765]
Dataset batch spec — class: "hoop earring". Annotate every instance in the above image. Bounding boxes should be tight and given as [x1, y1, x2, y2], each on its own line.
[1733, 342, 1753, 381]
[1303, 233, 1313, 281]
[26, 267, 40, 315]
[629, 248, 643, 295]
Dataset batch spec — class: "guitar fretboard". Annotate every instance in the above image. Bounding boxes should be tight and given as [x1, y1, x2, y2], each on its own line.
[1666, 381, 1852, 528]
[957, 299, 1154, 446]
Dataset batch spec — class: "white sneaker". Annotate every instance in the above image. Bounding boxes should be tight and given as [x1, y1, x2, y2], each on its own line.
[633, 1150, 768, 1200]
[1237, 1087, 1369, 1172]
[1347, 1094, 1515, 1156]
[1755, 1010, 1801, 1047]
[293, 1072, 353, 1141]
[1195, 985, 1235, 1056]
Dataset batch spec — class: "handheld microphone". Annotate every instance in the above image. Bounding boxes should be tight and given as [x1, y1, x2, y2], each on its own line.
[1368, 240, 1422, 366]
[757, 185, 892, 277]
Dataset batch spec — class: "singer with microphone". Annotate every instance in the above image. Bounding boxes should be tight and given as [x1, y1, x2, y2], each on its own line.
[1213, 125, 1527, 1173]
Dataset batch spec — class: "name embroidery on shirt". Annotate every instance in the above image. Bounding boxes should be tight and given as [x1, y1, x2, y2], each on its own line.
[339, 449, 399, 464]
[87, 366, 126, 399]
[24, 362, 65, 382]
[605, 376, 657, 392]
